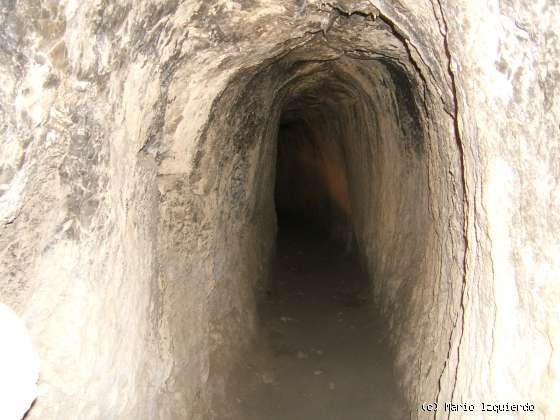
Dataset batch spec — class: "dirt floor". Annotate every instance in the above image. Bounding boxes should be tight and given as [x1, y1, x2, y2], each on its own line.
[222, 219, 407, 420]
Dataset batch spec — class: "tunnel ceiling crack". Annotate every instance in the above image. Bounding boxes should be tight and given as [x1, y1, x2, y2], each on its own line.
[364, 0, 435, 108]
[318, 0, 380, 36]
[427, 0, 471, 412]
[381, 12, 452, 110]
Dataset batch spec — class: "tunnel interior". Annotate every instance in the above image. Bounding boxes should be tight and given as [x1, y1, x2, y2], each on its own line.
[226, 87, 405, 418]
[201, 33, 464, 419]
[0, 4, 467, 419]
[2, 2, 557, 420]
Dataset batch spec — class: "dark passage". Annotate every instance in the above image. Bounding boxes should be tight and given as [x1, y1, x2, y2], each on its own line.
[221, 118, 406, 420]
[274, 118, 355, 250]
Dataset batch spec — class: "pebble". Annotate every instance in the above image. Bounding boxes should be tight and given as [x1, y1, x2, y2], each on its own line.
[297, 350, 308, 359]
[261, 372, 275, 384]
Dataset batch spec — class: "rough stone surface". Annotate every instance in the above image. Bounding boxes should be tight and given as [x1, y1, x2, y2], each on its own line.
[0, 0, 558, 419]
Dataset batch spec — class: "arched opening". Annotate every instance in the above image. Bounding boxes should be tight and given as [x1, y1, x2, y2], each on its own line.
[234, 101, 406, 417]
[204, 36, 447, 418]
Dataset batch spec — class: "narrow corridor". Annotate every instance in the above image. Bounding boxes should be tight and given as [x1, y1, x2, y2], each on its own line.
[224, 218, 406, 420]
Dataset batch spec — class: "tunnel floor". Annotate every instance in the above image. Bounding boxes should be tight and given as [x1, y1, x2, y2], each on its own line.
[223, 219, 406, 420]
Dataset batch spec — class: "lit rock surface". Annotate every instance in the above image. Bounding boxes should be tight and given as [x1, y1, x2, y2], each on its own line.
[0, 303, 39, 420]
[0, 0, 558, 419]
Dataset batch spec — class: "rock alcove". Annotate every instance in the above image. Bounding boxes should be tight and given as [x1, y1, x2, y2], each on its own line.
[0, 1, 558, 419]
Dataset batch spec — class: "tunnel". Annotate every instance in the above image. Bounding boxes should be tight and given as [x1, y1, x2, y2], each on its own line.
[217, 62, 413, 418]
[1, 1, 558, 419]
[194, 32, 457, 418]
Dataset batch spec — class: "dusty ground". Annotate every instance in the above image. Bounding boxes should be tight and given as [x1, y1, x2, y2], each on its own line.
[221, 219, 407, 420]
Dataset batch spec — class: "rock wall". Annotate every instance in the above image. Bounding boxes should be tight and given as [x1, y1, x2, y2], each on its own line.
[0, 0, 558, 419]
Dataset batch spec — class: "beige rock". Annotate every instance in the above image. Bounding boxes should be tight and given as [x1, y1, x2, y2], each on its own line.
[0, 303, 39, 420]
